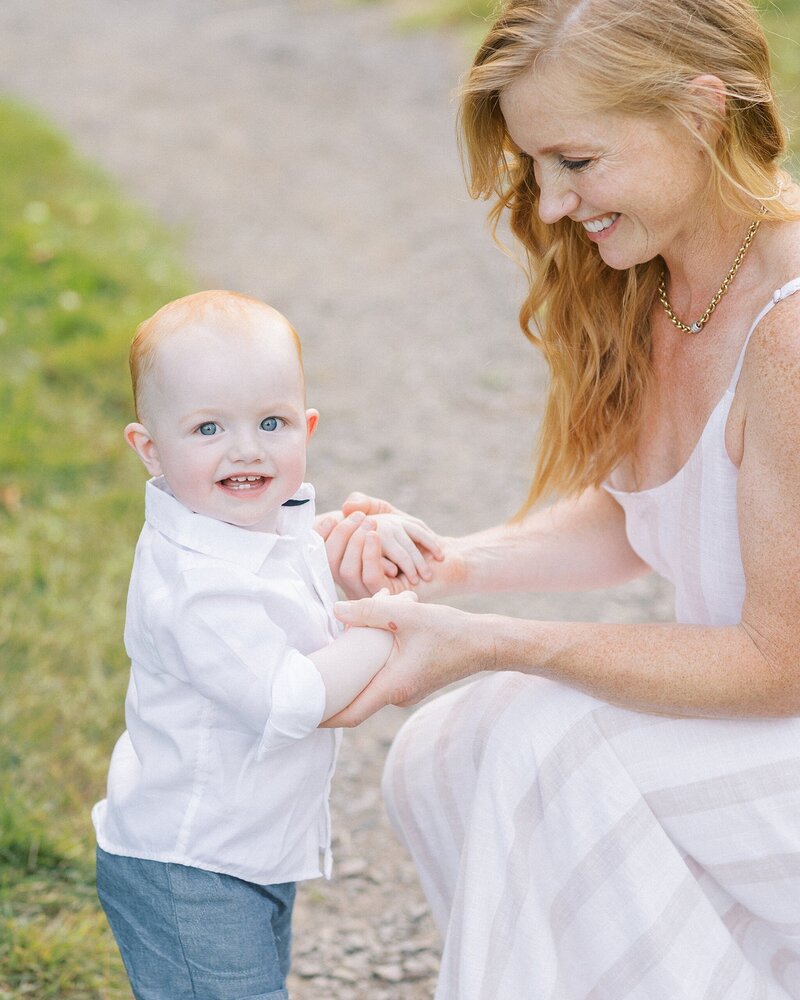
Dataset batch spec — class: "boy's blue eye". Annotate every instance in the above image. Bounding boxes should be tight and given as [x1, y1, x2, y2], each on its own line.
[260, 416, 283, 432]
[197, 422, 218, 436]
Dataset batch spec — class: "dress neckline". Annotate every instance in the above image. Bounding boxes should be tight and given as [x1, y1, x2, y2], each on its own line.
[606, 277, 800, 498]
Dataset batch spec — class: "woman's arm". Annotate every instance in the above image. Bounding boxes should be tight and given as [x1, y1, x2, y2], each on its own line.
[327, 486, 650, 599]
[325, 307, 800, 726]
[438, 486, 650, 595]
[324, 601, 795, 727]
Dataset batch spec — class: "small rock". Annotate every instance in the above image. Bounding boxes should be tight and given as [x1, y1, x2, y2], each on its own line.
[373, 964, 404, 983]
[343, 933, 368, 954]
[377, 923, 397, 944]
[331, 965, 359, 983]
[293, 959, 324, 979]
[336, 857, 367, 879]
[403, 956, 436, 980]
[408, 903, 430, 923]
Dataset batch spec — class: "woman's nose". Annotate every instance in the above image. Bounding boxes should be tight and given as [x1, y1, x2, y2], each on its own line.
[537, 166, 580, 225]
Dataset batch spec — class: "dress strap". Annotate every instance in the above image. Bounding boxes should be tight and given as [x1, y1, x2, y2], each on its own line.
[729, 275, 800, 390]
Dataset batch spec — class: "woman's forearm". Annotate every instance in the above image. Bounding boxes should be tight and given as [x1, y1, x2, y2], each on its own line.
[437, 487, 650, 599]
[327, 487, 649, 602]
[483, 613, 796, 718]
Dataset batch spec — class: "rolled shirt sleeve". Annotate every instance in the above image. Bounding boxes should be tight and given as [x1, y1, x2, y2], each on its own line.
[259, 649, 327, 755]
[147, 564, 328, 751]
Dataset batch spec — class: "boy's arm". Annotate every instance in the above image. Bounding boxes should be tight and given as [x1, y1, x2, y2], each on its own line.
[151, 569, 413, 754]
[310, 624, 394, 723]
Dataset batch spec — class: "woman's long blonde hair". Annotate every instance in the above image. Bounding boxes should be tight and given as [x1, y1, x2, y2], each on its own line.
[460, 0, 792, 510]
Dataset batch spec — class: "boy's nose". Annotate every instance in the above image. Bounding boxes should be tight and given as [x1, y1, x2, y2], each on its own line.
[228, 431, 265, 464]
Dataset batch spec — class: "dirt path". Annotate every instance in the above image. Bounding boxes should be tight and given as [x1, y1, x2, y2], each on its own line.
[0, 2, 672, 995]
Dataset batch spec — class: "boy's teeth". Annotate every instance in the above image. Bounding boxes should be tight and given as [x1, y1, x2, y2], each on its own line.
[582, 213, 619, 233]
[223, 475, 264, 489]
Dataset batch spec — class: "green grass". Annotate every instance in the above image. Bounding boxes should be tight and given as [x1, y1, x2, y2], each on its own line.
[0, 99, 189, 998]
[761, 1, 800, 172]
[1, 4, 799, 992]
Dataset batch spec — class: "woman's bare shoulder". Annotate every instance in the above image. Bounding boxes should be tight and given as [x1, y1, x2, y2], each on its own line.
[746, 196, 800, 352]
[740, 295, 800, 411]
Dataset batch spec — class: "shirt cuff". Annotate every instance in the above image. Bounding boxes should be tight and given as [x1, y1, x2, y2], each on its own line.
[257, 650, 327, 756]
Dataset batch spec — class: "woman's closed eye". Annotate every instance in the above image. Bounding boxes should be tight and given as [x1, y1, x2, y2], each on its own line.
[260, 416, 285, 432]
[559, 157, 592, 172]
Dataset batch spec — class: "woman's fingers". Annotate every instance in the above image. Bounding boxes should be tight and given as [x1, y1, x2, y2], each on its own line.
[342, 492, 399, 517]
[325, 501, 439, 597]
[326, 514, 390, 599]
[337, 520, 374, 599]
[320, 673, 394, 728]
[314, 510, 344, 540]
[335, 592, 404, 629]
[323, 512, 364, 567]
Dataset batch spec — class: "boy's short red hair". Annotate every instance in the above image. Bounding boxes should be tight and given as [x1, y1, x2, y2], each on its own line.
[129, 290, 303, 423]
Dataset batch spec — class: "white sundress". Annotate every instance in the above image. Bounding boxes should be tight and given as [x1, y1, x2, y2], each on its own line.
[382, 278, 800, 1000]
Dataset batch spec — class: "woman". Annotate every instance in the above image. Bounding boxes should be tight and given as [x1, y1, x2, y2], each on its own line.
[320, 0, 800, 996]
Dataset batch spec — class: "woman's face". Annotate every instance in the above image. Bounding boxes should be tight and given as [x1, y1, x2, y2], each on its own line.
[498, 62, 712, 270]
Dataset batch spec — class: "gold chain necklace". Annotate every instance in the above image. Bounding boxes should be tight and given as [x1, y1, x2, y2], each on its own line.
[657, 217, 761, 334]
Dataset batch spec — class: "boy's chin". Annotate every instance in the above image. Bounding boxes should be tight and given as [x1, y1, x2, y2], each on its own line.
[232, 509, 282, 533]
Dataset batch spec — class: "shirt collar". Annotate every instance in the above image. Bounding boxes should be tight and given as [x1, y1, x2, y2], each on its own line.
[144, 477, 318, 572]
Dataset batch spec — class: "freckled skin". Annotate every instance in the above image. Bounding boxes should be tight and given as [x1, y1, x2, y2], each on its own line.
[498, 63, 712, 273]
[323, 69, 800, 727]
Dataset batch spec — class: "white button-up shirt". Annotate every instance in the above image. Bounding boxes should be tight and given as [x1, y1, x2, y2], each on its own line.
[92, 477, 342, 884]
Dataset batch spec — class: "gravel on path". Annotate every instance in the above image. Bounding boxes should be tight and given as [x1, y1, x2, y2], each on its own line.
[0, 2, 673, 995]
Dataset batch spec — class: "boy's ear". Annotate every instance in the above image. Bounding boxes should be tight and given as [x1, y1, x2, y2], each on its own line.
[124, 422, 163, 477]
[305, 409, 319, 440]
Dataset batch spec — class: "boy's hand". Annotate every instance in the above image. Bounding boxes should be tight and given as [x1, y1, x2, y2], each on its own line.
[317, 504, 444, 598]
[368, 513, 443, 585]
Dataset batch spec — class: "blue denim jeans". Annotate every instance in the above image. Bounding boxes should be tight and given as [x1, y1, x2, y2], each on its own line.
[96, 847, 296, 1000]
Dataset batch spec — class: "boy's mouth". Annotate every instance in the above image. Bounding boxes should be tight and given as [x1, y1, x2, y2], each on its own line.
[218, 475, 270, 492]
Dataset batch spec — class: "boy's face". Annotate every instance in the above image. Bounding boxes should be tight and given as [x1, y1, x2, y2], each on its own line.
[126, 311, 318, 532]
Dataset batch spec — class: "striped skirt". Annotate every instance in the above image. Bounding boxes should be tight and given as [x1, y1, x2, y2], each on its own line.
[382, 672, 800, 999]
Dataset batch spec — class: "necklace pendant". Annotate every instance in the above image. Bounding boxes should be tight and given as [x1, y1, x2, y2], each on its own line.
[689, 321, 703, 334]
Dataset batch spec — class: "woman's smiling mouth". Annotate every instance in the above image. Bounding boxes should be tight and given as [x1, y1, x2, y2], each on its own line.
[581, 213, 620, 233]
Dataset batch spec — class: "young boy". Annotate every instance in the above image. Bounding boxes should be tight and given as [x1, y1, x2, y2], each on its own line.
[93, 290, 436, 999]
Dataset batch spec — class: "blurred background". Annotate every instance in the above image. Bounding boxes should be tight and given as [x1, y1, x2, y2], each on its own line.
[0, 1, 797, 996]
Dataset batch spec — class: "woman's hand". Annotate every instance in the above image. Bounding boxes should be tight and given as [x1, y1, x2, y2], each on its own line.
[315, 510, 378, 598]
[318, 493, 458, 599]
[316, 509, 426, 597]
[320, 593, 493, 727]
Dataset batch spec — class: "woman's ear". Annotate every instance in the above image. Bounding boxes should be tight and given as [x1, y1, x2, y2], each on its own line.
[689, 74, 727, 139]
[125, 423, 163, 477]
